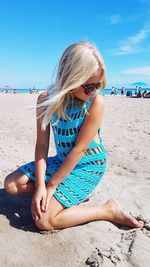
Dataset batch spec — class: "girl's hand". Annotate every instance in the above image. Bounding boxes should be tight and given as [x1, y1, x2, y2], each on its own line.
[31, 185, 47, 221]
[44, 184, 57, 212]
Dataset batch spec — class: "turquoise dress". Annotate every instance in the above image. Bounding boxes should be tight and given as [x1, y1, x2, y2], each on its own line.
[19, 96, 107, 207]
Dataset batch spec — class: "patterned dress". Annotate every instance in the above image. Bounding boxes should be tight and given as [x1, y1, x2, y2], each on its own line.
[19, 96, 107, 207]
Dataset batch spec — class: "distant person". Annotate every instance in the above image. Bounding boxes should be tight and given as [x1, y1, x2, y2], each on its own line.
[133, 90, 150, 98]
[131, 91, 142, 98]
[142, 90, 147, 97]
[4, 41, 144, 231]
[121, 87, 125, 96]
[13, 89, 17, 94]
[135, 86, 138, 95]
[138, 86, 142, 95]
[143, 91, 150, 98]
[111, 86, 115, 95]
[132, 87, 142, 98]
[137, 91, 142, 98]
[32, 87, 36, 93]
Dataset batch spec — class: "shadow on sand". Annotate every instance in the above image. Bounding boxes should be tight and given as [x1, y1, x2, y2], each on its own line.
[0, 188, 38, 232]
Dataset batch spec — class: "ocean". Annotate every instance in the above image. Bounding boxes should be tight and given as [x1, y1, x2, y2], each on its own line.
[1, 88, 150, 95]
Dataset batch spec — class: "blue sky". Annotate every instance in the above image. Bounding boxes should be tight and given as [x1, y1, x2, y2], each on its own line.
[0, 0, 150, 89]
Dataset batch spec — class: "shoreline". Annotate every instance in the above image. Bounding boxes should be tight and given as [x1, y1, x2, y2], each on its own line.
[1, 87, 150, 96]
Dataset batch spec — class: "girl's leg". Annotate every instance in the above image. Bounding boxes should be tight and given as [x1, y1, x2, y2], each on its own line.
[35, 197, 144, 231]
[4, 173, 144, 230]
[4, 169, 35, 195]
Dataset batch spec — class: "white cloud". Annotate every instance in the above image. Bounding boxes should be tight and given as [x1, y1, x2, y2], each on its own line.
[113, 24, 150, 55]
[109, 14, 121, 24]
[128, 24, 150, 43]
[122, 66, 150, 75]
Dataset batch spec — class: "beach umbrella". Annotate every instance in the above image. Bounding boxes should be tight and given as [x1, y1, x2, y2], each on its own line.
[3, 85, 11, 88]
[131, 82, 148, 87]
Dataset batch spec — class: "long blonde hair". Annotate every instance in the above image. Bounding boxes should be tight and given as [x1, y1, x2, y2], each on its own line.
[40, 41, 106, 130]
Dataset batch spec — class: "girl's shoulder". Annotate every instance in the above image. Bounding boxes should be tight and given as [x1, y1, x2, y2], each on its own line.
[92, 94, 104, 106]
[87, 94, 104, 110]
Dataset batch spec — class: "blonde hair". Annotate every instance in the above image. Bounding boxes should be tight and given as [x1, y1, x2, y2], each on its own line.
[40, 41, 106, 130]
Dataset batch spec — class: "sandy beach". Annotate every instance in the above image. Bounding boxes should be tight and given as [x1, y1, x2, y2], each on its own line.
[0, 93, 150, 267]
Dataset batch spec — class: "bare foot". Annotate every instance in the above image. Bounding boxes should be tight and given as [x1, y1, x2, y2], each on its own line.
[105, 199, 144, 228]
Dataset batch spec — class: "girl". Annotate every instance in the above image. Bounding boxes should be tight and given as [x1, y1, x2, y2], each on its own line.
[4, 41, 144, 230]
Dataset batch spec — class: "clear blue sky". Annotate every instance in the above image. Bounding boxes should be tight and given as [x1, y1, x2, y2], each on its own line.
[0, 0, 150, 89]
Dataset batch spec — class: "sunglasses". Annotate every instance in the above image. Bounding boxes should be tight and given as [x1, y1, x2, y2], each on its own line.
[81, 81, 101, 94]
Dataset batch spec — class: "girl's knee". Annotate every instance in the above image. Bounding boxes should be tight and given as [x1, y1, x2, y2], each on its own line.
[34, 216, 57, 231]
[4, 173, 18, 195]
[4, 169, 28, 195]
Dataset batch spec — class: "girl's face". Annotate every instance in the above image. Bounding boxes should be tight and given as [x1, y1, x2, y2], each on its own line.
[72, 68, 103, 101]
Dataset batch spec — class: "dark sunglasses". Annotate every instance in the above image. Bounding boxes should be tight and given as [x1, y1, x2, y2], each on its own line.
[81, 81, 101, 94]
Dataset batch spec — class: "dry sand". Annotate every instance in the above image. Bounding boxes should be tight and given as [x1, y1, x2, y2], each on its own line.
[0, 93, 150, 267]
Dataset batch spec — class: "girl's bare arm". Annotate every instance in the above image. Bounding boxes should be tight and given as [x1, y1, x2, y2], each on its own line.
[35, 92, 50, 188]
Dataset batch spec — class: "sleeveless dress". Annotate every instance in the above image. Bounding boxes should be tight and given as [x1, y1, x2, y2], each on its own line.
[19, 96, 107, 207]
